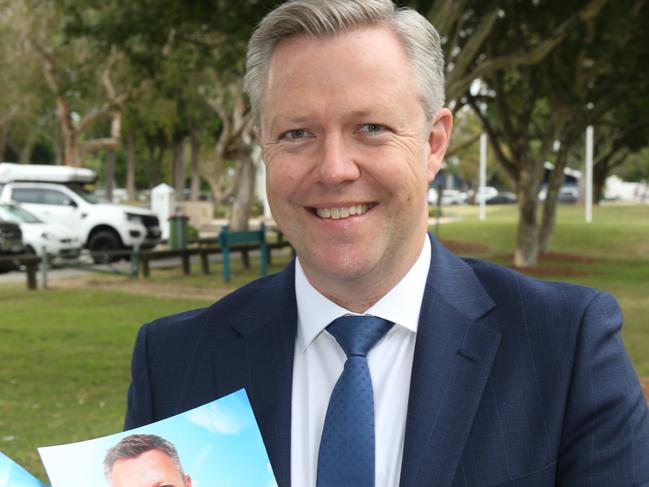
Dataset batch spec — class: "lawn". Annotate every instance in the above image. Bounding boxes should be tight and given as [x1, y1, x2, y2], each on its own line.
[0, 287, 213, 481]
[1, 203, 647, 480]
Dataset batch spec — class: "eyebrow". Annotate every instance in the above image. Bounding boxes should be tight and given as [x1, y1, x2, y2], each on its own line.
[268, 109, 386, 127]
[266, 115, 311, 133]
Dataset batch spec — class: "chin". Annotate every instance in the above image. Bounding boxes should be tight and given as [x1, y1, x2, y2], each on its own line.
[306, 249, 380, 282]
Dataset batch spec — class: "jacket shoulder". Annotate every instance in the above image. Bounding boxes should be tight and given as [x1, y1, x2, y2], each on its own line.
[462, 256, 603, 310]
[140, 270, 286, 338]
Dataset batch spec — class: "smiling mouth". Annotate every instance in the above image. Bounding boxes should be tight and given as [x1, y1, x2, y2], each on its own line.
[313, 204, 373, 220]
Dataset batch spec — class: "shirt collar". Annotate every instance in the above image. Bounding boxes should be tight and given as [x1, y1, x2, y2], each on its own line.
[295, 235, 431, 352]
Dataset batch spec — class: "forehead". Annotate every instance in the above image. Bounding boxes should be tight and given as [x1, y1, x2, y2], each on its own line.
[110, 450, 183, 487]
[261, 25, 421, 125]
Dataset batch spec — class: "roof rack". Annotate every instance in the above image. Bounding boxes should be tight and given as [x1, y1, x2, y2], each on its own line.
[0, 163, 97, 184]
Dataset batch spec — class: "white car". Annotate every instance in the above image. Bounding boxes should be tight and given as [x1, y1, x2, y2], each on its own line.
[440, 189, 467, 205]
[0, 202, 81, 263]
[427, 188, 468, 206]
[0, 163, 161, 263]
[472, 186, 499, 204]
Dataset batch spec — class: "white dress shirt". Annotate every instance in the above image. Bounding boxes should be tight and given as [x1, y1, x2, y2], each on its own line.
[290, 236, 431, 487]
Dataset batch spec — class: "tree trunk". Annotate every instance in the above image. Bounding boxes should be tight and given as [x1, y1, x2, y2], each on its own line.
[0, 124, 6, 160]
[593, 163, 609, 204]
[146, 137, 165, 187]
[126, 129, 136, 200]
[538, 151, 569, 254]
[190, 128, 201, 200]
[514, 167, 540, 267]
[172, 136, 185, 198]
[19, 127, 38, 164]
[105, 147, 115, 202]
[229, 156, 256, 231]
[53, 122, 63, 165]
[204, 168, 225, 205]
[57, 96, 81, 167]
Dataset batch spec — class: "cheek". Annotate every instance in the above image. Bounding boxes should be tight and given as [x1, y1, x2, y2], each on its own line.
[371, 147, 429, 191]
[266, 158, 304, 199]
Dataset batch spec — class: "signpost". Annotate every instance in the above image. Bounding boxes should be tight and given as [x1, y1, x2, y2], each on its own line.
[585, 126, 593, 223]
[479, 133, 487, 221]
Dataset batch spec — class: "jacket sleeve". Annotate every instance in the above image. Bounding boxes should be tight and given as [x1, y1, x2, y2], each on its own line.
[123, 322, 154, 430]
[557, 291, 649, 485]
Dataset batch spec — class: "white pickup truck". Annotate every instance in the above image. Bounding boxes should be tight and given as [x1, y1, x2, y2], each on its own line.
[0, 163, 161, 262]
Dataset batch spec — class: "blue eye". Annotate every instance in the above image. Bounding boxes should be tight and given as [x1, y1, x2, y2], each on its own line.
[359, 123, 386, 134]
[282, 129, 307, 140]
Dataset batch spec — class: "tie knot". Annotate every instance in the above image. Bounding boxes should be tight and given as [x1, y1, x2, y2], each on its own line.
[326, 315, 393, 357]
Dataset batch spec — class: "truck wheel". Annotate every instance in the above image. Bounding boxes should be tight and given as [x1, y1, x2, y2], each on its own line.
[88, 230, 122, 263]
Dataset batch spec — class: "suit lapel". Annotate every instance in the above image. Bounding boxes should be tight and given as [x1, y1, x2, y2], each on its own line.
[400, 237, 502, 487]
[230, 263, 297, 487]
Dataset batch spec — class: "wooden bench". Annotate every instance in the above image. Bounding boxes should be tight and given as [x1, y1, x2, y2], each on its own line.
[136, 240, 290, 279]
[218, 223, 268, 282]
[0, 254, 41, 290]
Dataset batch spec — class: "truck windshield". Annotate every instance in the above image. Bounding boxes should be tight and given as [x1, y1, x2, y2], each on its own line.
[68, 184, 99, 204]
[0, 203, 43, 223]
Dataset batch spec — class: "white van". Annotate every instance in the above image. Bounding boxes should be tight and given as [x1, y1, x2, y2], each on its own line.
[0, 163, 161, 262]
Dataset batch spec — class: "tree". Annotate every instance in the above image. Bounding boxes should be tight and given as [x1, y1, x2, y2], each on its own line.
[61, 0, 276, 227]
[0, 0, 55, 163]
[536, 0, 649, 252]
[590, 95, 649, 203]
[3, 0, 148, 170]
[461, 0, 649, 266]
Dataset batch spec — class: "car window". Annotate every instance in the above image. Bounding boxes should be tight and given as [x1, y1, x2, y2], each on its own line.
[68, 184, 98, 204]
[42, 189, 74, 206]
[0, 204, 42, 223]
[12, 187, 43, 204]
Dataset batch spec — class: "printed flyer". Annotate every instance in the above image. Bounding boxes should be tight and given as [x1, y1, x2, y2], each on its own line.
[1, 389, 276, 487]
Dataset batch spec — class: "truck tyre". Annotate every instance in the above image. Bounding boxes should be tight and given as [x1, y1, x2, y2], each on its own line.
[88, 230, 122, 263]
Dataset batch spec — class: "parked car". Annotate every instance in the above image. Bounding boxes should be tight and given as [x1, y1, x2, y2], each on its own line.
[485, 191, 517, 205]
[558, 186, 579, 203]
[0, 202, 81, 264]
[0, 163, 161, 262]
[441, 189, 467, 205]
[0, 218, 24, 273]
[539, 185, 579, 204]
[471, 186, 499, 204]
[427, 188, 468, 206]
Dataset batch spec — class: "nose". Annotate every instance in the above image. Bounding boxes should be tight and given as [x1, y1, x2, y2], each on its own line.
[316, 133, 360, 186]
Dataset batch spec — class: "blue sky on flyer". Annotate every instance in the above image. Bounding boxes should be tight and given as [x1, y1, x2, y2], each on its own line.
[38, 389, 276, 487]
[0, 452, 46, 487]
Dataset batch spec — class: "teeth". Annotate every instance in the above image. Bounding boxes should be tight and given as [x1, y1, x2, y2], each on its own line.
[315, 204, 370, 220]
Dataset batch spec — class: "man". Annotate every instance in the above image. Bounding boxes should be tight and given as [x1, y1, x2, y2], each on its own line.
[124, 1, 649, 486]
[104, 434, 192, 487]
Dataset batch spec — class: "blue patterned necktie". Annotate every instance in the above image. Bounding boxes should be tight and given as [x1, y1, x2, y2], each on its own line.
[316, 315, 394, 487]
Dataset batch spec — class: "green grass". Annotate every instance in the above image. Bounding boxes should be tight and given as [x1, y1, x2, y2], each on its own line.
[1, 203, 647, 479]
[0, 287, 212, 481]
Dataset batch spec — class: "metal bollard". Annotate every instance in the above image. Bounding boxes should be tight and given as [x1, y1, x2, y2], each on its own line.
[130, 245, 141, 278]
[40, 246, 48, 290]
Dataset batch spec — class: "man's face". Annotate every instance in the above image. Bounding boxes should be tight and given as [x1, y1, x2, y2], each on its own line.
[259, 26, 451, 306]
[109, 450, 191, 487]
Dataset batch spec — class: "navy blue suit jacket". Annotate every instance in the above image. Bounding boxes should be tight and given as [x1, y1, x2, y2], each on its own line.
[125, 236, 649, 486]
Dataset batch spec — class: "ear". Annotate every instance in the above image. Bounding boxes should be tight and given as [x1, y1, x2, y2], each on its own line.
[425, 108, 453, 183]
[184, 474, 193, 487]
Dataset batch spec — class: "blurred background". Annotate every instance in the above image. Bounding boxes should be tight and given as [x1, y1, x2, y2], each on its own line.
[1, 0, 648, 480]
